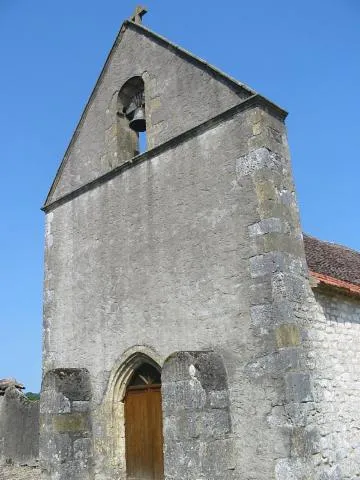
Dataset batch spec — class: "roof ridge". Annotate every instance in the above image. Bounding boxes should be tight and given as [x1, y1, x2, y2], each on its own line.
[303, 233, 360, 255]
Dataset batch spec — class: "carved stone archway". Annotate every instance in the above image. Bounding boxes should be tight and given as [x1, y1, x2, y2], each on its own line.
[102, 347, 163, 478]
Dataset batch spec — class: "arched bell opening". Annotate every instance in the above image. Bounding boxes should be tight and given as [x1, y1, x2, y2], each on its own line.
[118, 76, 147, 156]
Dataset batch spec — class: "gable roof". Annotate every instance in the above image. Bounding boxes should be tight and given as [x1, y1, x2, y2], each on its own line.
[304, 234, 360, 295]
[44, 20, 256, 208]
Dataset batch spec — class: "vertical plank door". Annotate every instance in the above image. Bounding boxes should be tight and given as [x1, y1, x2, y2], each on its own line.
[125, 386, 164, 479]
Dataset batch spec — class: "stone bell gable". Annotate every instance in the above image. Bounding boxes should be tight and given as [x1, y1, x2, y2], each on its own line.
[44, 20, 256, 208]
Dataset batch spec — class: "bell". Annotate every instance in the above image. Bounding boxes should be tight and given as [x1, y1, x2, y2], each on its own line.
[129, 106, 146, 132]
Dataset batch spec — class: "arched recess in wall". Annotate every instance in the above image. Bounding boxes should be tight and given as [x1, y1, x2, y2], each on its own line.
[118, 76, 147, 156]
[161, 351, 233, 478]
[106, 350, 164, 479]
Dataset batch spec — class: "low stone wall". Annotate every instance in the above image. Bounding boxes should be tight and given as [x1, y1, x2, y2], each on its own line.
[0, 387, 39, 467]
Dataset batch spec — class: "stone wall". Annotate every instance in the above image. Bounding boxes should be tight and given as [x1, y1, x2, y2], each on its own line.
[0, 387, 39, 467]
[311, 288, 360, 479]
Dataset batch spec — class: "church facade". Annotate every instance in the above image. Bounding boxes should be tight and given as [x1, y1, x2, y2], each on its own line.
[34, 15, 360, 480]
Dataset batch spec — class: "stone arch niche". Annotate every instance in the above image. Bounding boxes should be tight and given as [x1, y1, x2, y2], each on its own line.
[104, 348, 163, 479]
[162, 351, 235, 479]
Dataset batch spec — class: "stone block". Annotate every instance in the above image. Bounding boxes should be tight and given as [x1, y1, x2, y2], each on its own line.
[285, 373, 313, 403]
[276, 324, 301, 348]
[52, 413, 90, 433]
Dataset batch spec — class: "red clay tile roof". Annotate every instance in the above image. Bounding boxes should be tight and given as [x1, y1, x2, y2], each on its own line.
[304, 234, 360, 292]
[310, 271, 360, 296]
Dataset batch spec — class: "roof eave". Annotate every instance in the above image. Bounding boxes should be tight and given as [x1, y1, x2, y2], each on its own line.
[310, 271, 360, 298]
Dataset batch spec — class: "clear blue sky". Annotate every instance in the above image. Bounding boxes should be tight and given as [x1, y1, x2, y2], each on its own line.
[0, 1, 359, 392]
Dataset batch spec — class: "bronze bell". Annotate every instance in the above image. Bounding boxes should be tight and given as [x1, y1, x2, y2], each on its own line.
[129, 106, 146, 132]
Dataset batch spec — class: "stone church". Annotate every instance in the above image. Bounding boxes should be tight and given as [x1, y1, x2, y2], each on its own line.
[1, 10, 360, 480]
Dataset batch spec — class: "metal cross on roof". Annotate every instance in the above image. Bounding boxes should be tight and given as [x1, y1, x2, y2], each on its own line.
[130, 5, 148, 24]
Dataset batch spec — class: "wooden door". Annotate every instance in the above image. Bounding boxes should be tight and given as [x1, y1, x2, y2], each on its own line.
[125, 385, 164, 480]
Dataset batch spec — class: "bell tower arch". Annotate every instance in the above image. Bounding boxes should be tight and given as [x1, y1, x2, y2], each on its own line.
[118, 76, 147, 155]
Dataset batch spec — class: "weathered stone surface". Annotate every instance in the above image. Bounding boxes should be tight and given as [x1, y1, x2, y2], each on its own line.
[285, 372, 313, 403]
[0, 466, 40, 480]
[40, 369, 93, 480]
[276, 324, 301, 347]
[0, 387, 39, 467]
[162, 351, 232, 479]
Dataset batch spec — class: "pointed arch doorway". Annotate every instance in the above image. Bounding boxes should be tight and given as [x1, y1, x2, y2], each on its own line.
[124, 362, 164, 480]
